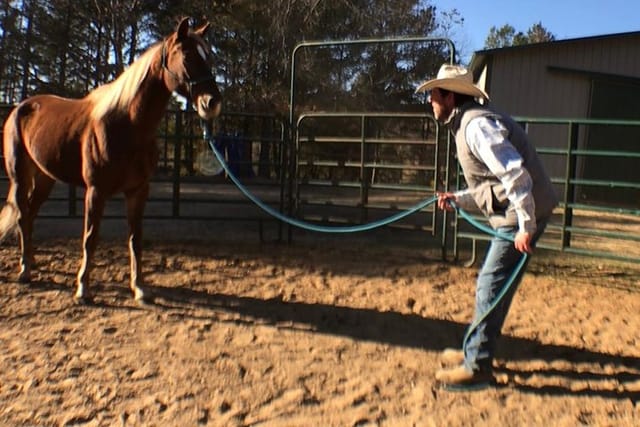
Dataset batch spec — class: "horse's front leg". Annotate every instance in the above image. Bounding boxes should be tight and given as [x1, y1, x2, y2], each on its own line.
[75, 186, 105, 304]
[125, 184, 150, 303]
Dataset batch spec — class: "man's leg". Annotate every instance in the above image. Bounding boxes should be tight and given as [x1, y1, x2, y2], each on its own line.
[464, 227, 527, 372]
[436, 220, 548, 387]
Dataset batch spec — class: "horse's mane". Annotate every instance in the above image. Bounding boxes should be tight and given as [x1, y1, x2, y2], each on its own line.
[88, 43, 162, 120]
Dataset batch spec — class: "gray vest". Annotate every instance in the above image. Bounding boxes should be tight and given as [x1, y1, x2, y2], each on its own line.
[452, 102, 558, 230]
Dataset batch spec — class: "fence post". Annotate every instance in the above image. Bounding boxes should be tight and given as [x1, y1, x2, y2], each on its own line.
[359, 114, 369, 223]
[561, 122, 579, 250]
[172, 109, 183, 218]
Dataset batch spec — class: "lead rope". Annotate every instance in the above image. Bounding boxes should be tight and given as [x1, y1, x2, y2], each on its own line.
[201, 124, 528, 346]
[202, 124, 438, 233]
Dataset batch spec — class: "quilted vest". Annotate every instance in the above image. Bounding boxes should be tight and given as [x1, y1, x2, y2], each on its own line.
[451, 102, 558, 230]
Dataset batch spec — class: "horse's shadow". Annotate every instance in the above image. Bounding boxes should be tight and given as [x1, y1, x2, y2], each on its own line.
[146, 282, 640, 402]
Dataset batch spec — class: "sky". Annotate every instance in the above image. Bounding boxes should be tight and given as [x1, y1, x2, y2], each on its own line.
[432, 0, 640, 63]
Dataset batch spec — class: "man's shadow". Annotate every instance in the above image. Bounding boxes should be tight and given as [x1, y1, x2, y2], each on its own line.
[148, 283, 640, 403]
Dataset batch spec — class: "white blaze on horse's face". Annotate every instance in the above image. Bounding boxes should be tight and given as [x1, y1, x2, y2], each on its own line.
[197, 45, 208, 62]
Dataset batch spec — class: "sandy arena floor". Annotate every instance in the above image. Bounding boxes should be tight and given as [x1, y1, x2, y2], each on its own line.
[1, 219, 639, 426]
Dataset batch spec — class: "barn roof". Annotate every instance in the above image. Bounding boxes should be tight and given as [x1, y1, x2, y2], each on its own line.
[469, 30, 640, 77]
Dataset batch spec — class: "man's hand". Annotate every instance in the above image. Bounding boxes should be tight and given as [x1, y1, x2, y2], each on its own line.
[514, 231, 533, 254]
[436, 192, 457, 211]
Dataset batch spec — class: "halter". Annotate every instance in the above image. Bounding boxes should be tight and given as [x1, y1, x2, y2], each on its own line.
[161, 42, 217, 99]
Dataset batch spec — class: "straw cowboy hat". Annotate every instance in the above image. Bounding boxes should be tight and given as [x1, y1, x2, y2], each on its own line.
[415, 64, 489, 100]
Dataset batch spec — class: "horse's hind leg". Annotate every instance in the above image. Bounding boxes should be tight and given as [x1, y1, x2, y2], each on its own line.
[3, 120, 34, 282]
[125, 184, 150, 303]
[21, 172, 55, 272]
[4, 180, 31, 283]
[7, 160, 39, 283]
[75, 185, 105, 303]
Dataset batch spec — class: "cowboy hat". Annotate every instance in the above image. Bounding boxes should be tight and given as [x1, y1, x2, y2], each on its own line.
[415, 64, 489, 100]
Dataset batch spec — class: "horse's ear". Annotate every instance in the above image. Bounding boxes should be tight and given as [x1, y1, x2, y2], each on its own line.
[176, 17, 191, 39]
[195, 22, 211, 37]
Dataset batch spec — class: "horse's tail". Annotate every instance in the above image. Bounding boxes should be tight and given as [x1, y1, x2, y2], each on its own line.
[0, 105, 24, 243]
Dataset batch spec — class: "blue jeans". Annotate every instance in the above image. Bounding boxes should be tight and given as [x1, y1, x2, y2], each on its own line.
[463, 219, 548, 372]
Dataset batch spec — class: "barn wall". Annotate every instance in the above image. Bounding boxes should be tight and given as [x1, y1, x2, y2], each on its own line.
[472, 33, 640, 185]
[481, 33, 640, 119]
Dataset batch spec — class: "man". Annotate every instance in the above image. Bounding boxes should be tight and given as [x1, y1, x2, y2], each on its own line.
[416, 64, 558, 388]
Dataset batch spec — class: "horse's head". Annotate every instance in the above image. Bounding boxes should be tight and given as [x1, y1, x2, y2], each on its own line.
[162, 17, 222, 120]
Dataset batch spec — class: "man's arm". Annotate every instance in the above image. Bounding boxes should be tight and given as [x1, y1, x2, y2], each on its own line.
[465, 116, 536, 253]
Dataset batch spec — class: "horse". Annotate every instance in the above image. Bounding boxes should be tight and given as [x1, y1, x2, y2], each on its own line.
[0, 17, 222, 304]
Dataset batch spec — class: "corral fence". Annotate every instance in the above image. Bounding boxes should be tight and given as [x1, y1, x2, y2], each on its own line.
[0, 105, 447, 253]
[0, 105, 289, 241]
[1, 34, 639, 264]
[1, 106, 639, 263]
[291, 112, 640, 264]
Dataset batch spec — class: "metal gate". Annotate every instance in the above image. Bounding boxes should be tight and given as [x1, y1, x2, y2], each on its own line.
[293, 111, 441, 236]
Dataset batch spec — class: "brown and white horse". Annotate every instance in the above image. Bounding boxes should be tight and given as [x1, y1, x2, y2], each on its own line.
[0, 17, 222, 304]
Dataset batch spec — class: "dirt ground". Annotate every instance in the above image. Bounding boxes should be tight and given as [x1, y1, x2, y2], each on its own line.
[1, 218, 639, 427]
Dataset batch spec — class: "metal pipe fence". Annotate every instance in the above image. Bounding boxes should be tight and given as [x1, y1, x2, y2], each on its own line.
[451, 117, 640, 264]
[0, 107, 288, 241]
[293, 112, 440, 240]
[2, 108, 640, 263]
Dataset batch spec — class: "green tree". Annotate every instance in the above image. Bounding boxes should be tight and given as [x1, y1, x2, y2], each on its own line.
[527, 21, 556, 44]
[484, 21, 554, 49]
[0, 0, 160, 102]
[0, 1, 23, 103]
[0, 0, 454, 116]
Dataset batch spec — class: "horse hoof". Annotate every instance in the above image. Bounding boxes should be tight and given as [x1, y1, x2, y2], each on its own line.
[73, 295, 95, 306]
[17, 274, 31, 284]
[133, 287, 153, 305]
[135, 295, 154, 307]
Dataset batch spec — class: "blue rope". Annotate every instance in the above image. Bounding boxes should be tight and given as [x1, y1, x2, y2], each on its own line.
[202, 126, 529, 354]
[203, 129, 438, 233]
